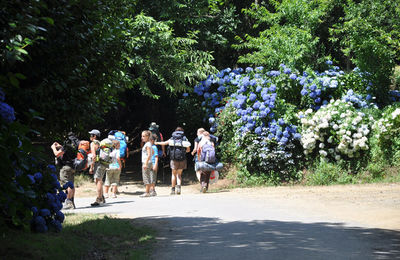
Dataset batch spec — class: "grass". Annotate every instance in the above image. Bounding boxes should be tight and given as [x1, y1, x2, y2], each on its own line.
[0, 214, 156, 259]
[218, 163, 400, 188]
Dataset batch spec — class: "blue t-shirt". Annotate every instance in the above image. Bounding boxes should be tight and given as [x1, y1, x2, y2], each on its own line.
[151, 145, 158, 164]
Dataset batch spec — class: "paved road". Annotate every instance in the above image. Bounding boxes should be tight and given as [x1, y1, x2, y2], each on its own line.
[68, 187, 400, 260]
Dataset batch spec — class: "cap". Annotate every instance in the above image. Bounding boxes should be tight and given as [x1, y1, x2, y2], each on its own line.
[149, 122, 159, 131]
[88, 129, 100, 137]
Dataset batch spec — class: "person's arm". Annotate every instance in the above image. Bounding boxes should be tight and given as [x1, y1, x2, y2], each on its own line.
[117, 154, 122, 170]
[197, 145, 202, 162]
[51, 142, 64, 157]
[153, 155, 158, 171]
[191, 142, 198, 155]
[89, 142, 97, 174]
[155, 140, 169, 146]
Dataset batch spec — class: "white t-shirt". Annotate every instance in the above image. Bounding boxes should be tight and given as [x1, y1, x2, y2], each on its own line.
[142, 141, 153, 164]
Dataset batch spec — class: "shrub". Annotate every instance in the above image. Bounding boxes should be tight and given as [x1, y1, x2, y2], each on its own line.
[0, 88, 68, 233]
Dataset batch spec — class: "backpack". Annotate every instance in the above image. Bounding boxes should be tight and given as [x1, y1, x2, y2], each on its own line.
[201, 142, 216, 164]
[98, 138, 113, 164]
[74, 140, 90, 171]
[168, 131, 187, 161]
[114, 131, 127, 158]
[57, 134, 79, 167]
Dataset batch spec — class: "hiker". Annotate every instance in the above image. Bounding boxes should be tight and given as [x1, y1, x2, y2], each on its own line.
[51, 139, 76, 209]
[191, 127, 206, 181]
[148, 122, 166, 158]
[155, 126, 191, 195]
[109, 130, 129, 172]
[149, 134, 159, 196]
[197, 131, 216, 193]
[88, 129, 106, 207]
[140, 130, 154, 197]
[104, 140, 122, 198]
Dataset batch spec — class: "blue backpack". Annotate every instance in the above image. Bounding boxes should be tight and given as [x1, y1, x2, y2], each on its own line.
[114, 131, 127, 158]
[201, 142, 216, 164]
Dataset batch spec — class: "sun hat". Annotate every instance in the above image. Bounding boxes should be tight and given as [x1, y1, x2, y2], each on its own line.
[88, 129, 100, 137]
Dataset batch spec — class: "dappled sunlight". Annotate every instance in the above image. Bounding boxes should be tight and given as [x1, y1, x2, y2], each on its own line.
[131, 216, 400, 260]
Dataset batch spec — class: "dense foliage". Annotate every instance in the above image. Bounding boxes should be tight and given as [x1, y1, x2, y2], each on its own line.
[1, 0, 399, 232]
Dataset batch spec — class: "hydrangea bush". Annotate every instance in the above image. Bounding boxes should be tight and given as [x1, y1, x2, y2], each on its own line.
[299, 99, 374, 162]
[372, 104, 400, 166]
[180, 60, 398, 184]
[0, 88, 68, 233]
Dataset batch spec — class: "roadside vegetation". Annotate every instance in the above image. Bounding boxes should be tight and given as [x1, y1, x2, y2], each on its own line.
[1, 214, 155, 259]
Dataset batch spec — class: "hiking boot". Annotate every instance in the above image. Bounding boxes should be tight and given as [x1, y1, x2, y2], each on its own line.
[63, 199, 74, 210]
[101, 195, 106, 204]
[91, 197, 102, 207]
[170, 187, 175, 195]
[176, 185, 181, 195]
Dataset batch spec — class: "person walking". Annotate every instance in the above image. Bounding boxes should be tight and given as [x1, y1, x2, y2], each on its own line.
[104, 140, 122, 198]
[140, 130, 154, 197]
[88, 129, 106, 207]
[191, 128, 205, 181]
[51, 140, 76, 209]
[155, 126, 191, 195]
[197, 131, 215, 193]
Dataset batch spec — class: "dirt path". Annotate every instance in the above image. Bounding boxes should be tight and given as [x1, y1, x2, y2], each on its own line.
[75, 175, 400, 231]
[73, 176, 400, 259]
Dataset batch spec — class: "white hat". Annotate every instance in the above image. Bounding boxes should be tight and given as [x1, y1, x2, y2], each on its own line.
[88, 129, 100, 137]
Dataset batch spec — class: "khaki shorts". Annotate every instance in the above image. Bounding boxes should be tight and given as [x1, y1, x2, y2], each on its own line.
[94, 163, 107, 180]
[170, 159, 187, 170]
[59, 165, 75, 185]
[105, 169, 121, 186]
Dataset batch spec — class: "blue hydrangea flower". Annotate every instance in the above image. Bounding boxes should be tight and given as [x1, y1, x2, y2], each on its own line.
[256, 86, 262, 92]
[27, 175, 35, 184]
[289, 73, 297, 80]
[255, 127, 262, 135]
[31, 207, 38, 216]
[326, 60, 333, 65]
[217, 86, 226, 93]
[40, 208, 51, 217]
[47, 164, 56, 173]
[245, 67, 253, 73]
[255, 66, 264, 71]
[0, 102, 16, 123]
[284, 68, 291, 74]
[34, 172, 43, 182]
[300, 89, 308, 96]
[209, 117, 216, 124]
[249, 93, 257, 102]
[269, 85, 276, 92]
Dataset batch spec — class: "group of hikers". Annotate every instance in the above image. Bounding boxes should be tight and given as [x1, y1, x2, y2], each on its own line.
[51, 122, 221, 210]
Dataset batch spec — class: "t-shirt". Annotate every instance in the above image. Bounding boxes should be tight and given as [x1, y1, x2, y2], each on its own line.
[151, 145, 158, 164]
[109, 149, 120, 169]
[142, 141, 153, 164]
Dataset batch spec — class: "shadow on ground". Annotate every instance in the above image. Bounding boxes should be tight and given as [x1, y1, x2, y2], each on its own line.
[131, 216, 400, 260]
